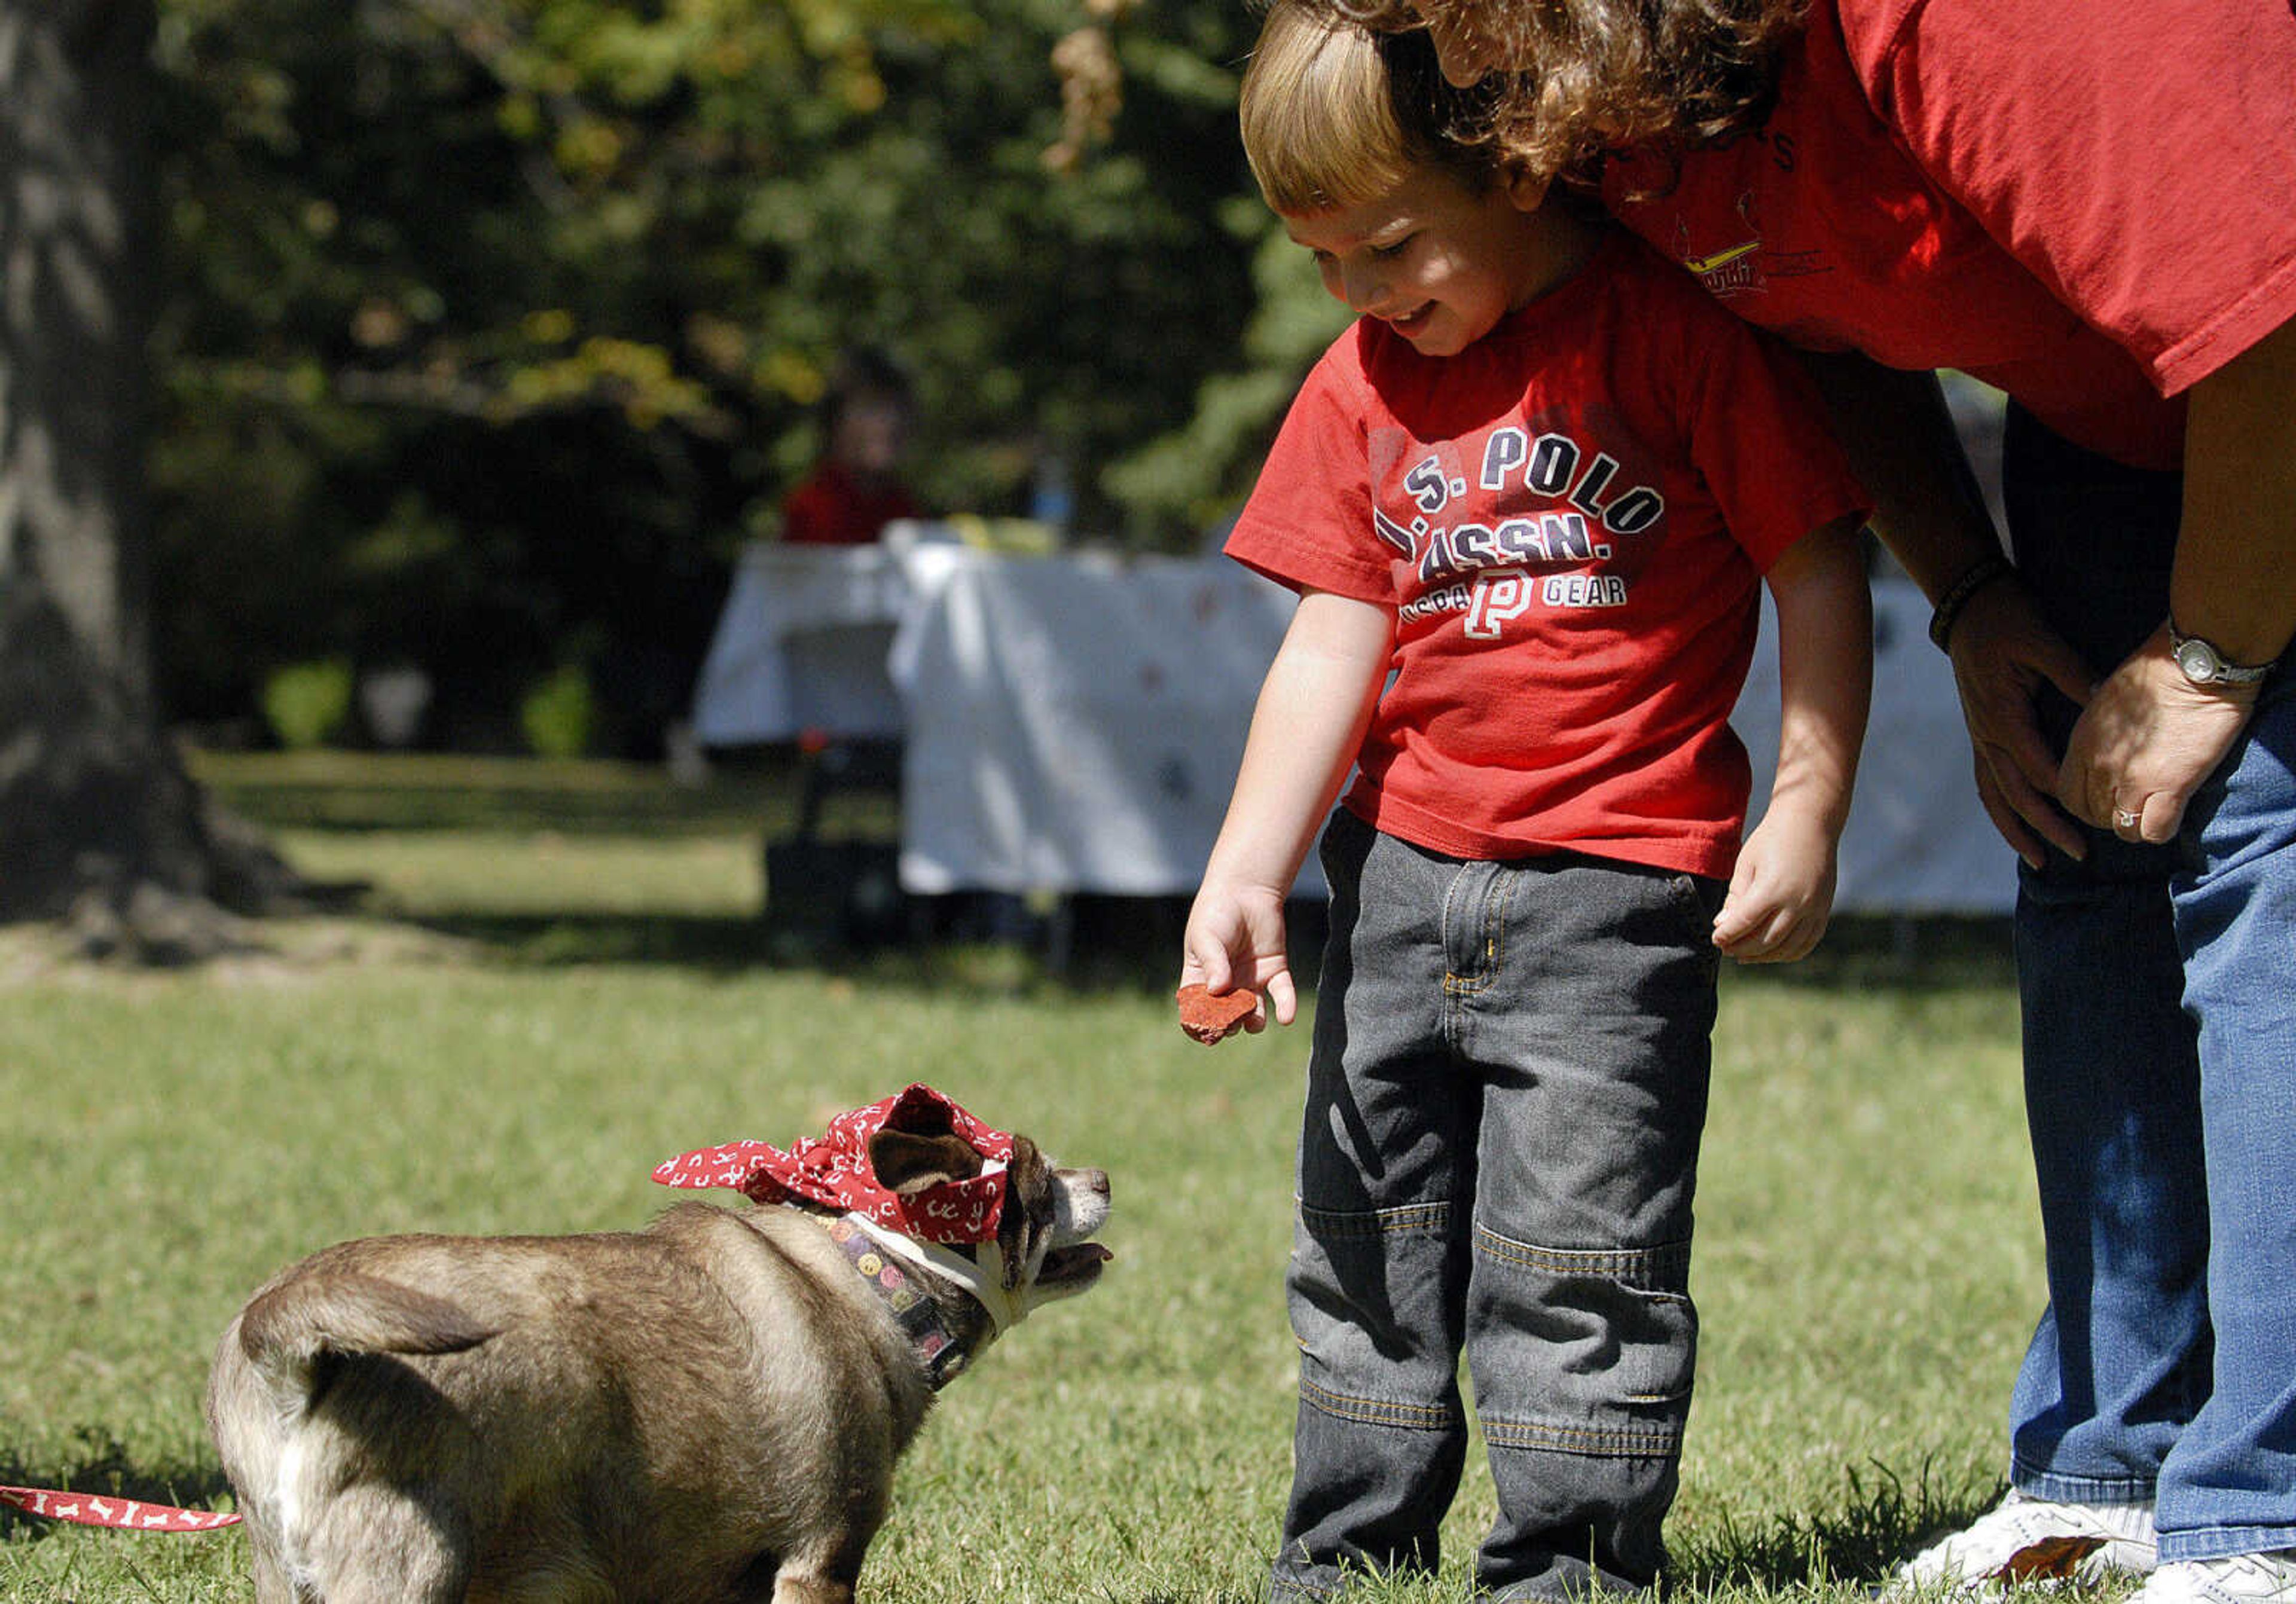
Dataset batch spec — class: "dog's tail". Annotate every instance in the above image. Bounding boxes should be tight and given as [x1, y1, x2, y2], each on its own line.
[237, 1270, 499, 1404]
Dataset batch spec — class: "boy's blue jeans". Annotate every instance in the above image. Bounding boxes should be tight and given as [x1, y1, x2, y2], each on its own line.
[2000, 409, 2296, 1562]
[1271, 808, 1724, 1602]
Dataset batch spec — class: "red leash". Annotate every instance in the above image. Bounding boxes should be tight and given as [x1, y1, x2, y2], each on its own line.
[0, 1484, 239, 1531]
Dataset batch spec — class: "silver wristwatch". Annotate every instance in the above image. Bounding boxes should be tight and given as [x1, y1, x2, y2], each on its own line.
[2169, 621, 2274, 687]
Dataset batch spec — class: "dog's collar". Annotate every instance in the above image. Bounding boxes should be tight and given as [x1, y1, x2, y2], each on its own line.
[845, 1215, 1026, 1338]
[811, 1212, 977, 1389]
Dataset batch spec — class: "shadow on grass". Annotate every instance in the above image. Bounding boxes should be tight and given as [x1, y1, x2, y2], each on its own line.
[199, 746, 2017, 994]
[399, 903, 2011, 1004]
[402, 892, 1246, 997]
[0, 1430, 237, 1543]
[1671, 1462, 2007, 1596]
[195, 748, 814, 841]
[1098, 1462, 2005, 1602]
[0, 1426, 2000, 1597]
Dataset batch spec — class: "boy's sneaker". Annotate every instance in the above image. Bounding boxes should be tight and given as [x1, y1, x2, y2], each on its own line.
[1894, 1490, 2159, 1593]
[2134, 1553, 2296, 1604]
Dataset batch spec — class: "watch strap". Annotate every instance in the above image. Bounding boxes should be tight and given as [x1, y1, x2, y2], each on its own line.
[2169, 621, 2275, 686]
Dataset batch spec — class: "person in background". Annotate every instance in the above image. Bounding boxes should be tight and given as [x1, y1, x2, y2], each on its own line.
[1180, 4, 1873, 1595]
[1318, 0, 2296, 1598]
[780, 346, 924, 546]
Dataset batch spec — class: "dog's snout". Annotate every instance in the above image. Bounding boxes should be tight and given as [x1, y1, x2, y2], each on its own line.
[1052, 1166, 1112, 1241]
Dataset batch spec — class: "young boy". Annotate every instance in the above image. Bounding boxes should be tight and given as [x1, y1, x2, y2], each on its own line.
[1180, 5, 1874, 1597]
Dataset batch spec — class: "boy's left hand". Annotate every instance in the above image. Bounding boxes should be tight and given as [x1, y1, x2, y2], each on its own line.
[1712, 808, 1838, 963]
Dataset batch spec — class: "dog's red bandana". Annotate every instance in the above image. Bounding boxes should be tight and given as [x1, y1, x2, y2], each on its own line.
[652, 1084, 1012, 1244]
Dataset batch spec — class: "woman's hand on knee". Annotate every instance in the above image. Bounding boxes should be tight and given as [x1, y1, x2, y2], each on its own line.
[1947, 580, 2096, 865]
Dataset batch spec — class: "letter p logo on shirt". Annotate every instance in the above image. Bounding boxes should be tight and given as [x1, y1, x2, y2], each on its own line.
[1465, 572, 1534, 638]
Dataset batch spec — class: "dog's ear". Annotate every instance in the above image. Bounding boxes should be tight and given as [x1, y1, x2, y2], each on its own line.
[996, 1136, 1053, 1289]
[869, 1129, 985, 1196]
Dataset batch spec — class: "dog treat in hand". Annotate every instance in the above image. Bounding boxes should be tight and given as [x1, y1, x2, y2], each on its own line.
[1176, 983, 1258, 1045]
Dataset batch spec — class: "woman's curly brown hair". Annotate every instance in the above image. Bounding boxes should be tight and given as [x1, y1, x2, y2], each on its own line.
[1311, 0, 1808, 184]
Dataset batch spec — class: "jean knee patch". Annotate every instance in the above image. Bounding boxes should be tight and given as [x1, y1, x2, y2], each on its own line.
[1468, 1227, 1696, 1458]
[1290, 1201, 1465, 1427]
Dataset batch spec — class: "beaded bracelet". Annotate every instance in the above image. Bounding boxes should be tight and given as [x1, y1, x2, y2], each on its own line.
[1927, 552, 2015, 652]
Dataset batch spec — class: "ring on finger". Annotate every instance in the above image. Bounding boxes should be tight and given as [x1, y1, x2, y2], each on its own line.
[2114, 808, 2140, 829]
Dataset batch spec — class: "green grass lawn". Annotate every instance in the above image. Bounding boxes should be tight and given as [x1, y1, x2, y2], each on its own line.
[0, 751, 2037, 1601]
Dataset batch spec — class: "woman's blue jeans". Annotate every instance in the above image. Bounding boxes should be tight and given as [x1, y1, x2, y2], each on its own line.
[1270, 809, 1724, 1601]
[2000, 410, 2296, 1562]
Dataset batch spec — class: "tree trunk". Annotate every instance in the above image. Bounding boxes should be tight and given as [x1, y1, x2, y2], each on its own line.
[0, 0, 295, 952]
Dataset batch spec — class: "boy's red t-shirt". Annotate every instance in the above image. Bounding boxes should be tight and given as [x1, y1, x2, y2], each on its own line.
[1226, 231, 1868, 879]
[1602, 0, 2296, 471]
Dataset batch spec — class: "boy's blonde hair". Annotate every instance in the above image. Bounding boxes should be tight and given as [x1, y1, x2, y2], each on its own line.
[1239, 0, 1503, 215]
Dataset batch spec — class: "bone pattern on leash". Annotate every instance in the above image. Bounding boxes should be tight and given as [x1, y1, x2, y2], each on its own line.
[0, 1484, 240, 1530]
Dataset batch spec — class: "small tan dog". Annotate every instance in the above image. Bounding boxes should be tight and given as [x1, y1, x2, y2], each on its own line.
[206, 1086, 1110, 1603]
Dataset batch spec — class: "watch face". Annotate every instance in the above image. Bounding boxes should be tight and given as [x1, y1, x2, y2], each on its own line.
[2175, 638, 2221, 682]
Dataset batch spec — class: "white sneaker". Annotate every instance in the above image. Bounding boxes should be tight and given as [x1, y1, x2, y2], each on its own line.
[1894, 1489, 2159, 1593]
[2135, 1553, 2296, 1604]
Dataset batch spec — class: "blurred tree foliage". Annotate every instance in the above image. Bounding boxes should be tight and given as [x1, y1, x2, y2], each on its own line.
[146, 0, 1346, 753]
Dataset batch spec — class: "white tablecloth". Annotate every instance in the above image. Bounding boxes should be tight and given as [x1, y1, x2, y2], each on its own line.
[689, 532, 1305, 899]
[689, 540, 918, 746]
[887, 546, 1301, 898]
[689, 538, 2013, 913]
